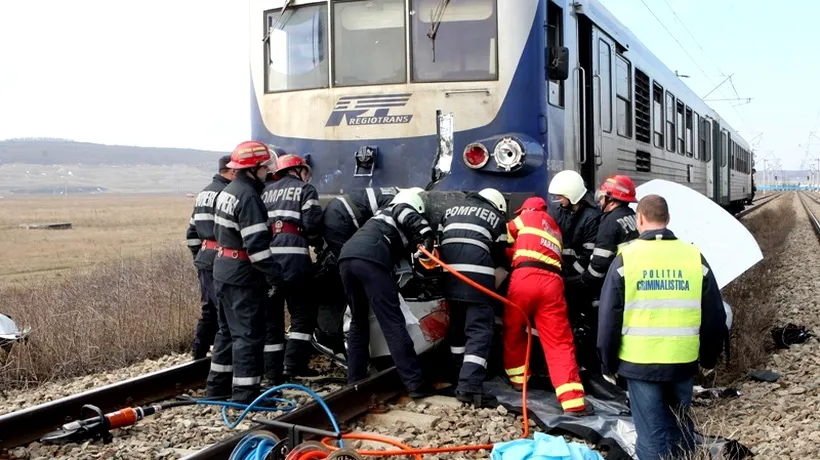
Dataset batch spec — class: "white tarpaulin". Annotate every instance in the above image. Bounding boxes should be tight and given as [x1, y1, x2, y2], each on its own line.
[632, 179, 763, 289]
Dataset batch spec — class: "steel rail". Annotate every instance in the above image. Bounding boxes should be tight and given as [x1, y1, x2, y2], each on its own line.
[736, 192, 783, 218]
[182, 367, 403, 460]
[798, 192, 820, 243]
[0, 357, 210, 449]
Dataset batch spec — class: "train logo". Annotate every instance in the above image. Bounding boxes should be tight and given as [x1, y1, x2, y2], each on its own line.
[325, 94, 414, 127]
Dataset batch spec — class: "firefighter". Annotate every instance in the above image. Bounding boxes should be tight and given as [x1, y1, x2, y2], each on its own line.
[565, 175, 639, 369]
[261, 153, 324, 380]
[547, 170, 601, 352]
[206, 141, 281, 404]
[314, 187, 399, 355]
[185, 155, 236, 359]
[438, 188, 509, 408]
[597, 194, 727, 459]
[338, 188, 436, 398]
[504, 197, 591, 416]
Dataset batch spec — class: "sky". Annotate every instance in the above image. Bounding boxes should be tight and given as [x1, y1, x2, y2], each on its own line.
[0, 0, 816, 170]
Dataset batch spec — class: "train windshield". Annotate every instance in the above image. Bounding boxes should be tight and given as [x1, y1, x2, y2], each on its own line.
[266, 4, 329, 92]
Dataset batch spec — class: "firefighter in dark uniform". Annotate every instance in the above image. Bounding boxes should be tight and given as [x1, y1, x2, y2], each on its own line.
[547, 170, 601, 350]
[206, 141, 281, 404]
[566, 175, 639, 369]
[438, 188, 508, 407]
[185, 155, 235, 359]
[314, 187, 399, 355]
[261, 153, 324, 380]
[338, 188, 436, 398]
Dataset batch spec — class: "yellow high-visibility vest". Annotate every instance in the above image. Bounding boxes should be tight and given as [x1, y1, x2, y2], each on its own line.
[618, 238, 703, 364]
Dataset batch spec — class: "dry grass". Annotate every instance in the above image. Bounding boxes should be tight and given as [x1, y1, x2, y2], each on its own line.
[719, 201, 797, 383]
[0, 195, 200, 390]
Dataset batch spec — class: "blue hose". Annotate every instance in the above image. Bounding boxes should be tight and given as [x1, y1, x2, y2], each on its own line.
[194, 383, 344, 460]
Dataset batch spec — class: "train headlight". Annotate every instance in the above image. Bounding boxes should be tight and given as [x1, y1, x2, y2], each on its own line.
[463, 142, 490, 169]
[493, 137, 525, 172]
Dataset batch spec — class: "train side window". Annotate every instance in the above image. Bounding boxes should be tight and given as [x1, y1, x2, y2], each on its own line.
[547, 1, 564, 107]
[666, 92, 675, 152]
[599, 40, 612, 133]
[685, 107, 693, 157]
[720, 131, 727, 167]
[264, 4, 330, 93]
[653, 83, 664, 148]
[692, 112, 700, 160]
[615, 55, 632, 138]
[701, 119, 711, 163]
[333, 0, 407, 87]
[410, 0, 498, 83]
[676, 101, 685, 155]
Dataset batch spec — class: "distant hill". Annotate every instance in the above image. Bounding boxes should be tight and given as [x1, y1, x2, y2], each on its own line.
[0, 138, 225, 166]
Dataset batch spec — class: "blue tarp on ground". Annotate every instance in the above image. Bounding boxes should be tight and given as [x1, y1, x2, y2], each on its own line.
[491, 432, 603, 460]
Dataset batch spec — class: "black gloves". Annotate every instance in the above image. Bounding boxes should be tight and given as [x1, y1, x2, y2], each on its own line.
[423, 234, 435, 253]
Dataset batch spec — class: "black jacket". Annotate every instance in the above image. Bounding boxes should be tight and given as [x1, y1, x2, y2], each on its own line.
[322, 187, 398, 256]
[577, 205, 639, 295]
[339, 203, 433, 270]
[438, 193, 508, 305]
[548, 191, 601, 278]
[212, 173, 281, 286]
[261, 174, 323, 282]
[597, 228, 727, 381]
[186, 174, 231, 270]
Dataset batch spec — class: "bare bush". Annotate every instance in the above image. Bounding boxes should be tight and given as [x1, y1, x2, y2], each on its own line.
[719, 202, 797, 382]
[0, 245, 199, 391]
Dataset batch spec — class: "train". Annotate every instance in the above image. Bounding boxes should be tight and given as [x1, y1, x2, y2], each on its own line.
[248, 0, 754, 213]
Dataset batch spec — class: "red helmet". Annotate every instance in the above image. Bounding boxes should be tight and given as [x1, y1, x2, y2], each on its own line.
[226, 141, 273, 170]
[273, 153, 311, 180]
[598, 175, 638, 203]
[514, 196, 548, 215]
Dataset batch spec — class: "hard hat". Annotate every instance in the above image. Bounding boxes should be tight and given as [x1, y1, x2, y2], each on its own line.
[390, 189, 425, 214]
[548, 170, 587, 205]
[273, 153, 311, 180]
[597, 175, 638, 203]
[226, 141, 274, 170]
[478, 188, 506, 214]
[514, 196, 548, 215]
[400, 187, 426, 195]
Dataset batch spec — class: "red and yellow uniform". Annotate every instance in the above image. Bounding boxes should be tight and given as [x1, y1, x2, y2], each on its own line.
[503, 197, 587, 414]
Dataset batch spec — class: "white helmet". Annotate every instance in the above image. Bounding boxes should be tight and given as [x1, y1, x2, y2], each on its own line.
[548, 170, 587, 205]
[390, 189, 425, 214]
[478, 188, 506, 214]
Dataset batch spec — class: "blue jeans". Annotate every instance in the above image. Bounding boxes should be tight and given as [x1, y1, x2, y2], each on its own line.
[627, 377, 696, 460]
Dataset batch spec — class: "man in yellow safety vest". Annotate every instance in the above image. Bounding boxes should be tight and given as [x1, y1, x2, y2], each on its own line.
[597, 194, 727, 460]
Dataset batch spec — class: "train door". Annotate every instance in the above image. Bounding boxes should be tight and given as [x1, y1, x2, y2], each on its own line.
[591, 28, 616, 185]
[704, 118, 714, 200]
[712, 121, 721, 201]
[722, 130, 731, 204]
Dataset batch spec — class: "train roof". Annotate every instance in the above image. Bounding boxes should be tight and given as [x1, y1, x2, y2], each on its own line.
[573, 0, 747, 146]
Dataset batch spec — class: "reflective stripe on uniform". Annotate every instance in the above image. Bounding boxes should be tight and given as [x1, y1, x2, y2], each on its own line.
[450, 346, 466, 354]
[624, 299, 701, 311]
[587, 265, 606, 278]
[397, 208, 412, 225]
[512, 249, 561, 269]
[463, 354, 487, 368]
[268, 210, 301, 219]
[249, 248, 272, 262]
[509, 374, 530, 384]
[194, 213, 215, 222]
[555, 382, 585, 396]
[442, 223, 492, 240]
[562, 248, 577, 257]
[621, 326, 700, 337]
[573, 261, 585, 274]
[288, 332, 312, 341]
[372, 214, 408, 245]
[445, 264, 495, 276]
[270, 247, 310, 255]
[440, 237, 490, 253]
[592, 247, 615, 258]
[561, 397, 586, 410]
[583, 242, 595, 250]
[211, 363, 233, 373]
[187, 238, 202, 246]
[336, 196, 360, 229]
[365, 188, 378, 214]
[518, 227, 562, 251]
[505, 365, 527, 376]
[301, 199, 320, 211]
[189, 217, 196, 225]
[214, 216, 239, 230]
[233, 376, 261, 386]
[264, 343, 285, 352]
[240, 223, 268, 238]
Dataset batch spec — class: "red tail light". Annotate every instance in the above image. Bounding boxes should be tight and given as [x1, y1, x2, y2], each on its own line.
[463, 143, 490, 169]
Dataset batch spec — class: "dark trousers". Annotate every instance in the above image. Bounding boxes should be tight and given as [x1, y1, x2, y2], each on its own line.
[313, 242, 348, 354]
[627, 377, 696, 460]
[279, 277, 318, 372]
[193, 267, 218, 359]
[263, 291, 286, 380]
[339, 258, 425, 392]
[206, 281, 267, 403]
[447, 300, 494, 394]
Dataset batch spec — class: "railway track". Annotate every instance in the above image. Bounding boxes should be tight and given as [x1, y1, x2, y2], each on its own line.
[736, 192, 783, 218]
[798, 191, 820, 242]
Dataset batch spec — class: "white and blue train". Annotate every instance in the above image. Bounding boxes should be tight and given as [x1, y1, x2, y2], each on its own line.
[248, 0, 754, 212]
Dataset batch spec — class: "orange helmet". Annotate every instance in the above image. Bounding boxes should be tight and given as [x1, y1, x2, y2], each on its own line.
[226, 141, 274, 170]
[273, 153, 311, 180]
[597, 175, 637, 203]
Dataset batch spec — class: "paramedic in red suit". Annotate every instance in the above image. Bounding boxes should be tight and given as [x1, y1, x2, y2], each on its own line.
[503, 197, 592, 416]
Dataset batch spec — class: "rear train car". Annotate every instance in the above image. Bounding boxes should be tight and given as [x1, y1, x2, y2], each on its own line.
[248, 0, 752, 212]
